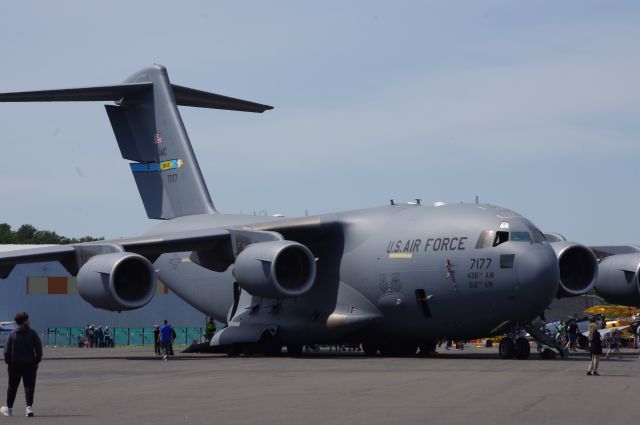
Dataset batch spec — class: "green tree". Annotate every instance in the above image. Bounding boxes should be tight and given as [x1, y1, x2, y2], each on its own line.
[15, 224, 37, 244]
[0, 223, 14, 244]
[0, 223, 102, 245]
[32, 230, 64, 244]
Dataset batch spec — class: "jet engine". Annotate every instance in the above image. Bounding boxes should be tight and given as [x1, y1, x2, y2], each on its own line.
[595, 253, 640, 306]
[77, 252, 156, 311]
[550, 242, 598, 297]
[233, 240, 316, 298]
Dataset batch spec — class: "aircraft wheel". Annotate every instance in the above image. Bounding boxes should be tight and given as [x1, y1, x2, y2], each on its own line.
[380, 342, 417, 357]
[378, 343, 395, 357]
[225, 344, 240, 357]
[498, 338, 515, 359]
[362, 342, 379, 356]
[243, 343, 256, 357]
[540, 348, 556, 359]
[287, 344, 303, 357]
[514, 337, 530, 360]
[259, 333, 282, 356]
[418, 340, 437, 356]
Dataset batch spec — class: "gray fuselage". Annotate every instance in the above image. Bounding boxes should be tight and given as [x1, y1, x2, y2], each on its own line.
[146, 202, 559, 345]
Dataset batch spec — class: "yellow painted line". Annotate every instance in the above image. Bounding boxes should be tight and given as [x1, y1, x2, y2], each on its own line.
[179, 258, 191, 263]
[388, 253, 413, 259]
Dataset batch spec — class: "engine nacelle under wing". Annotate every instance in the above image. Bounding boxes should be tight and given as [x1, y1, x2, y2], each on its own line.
[550, 241, 598, 297]
[233, 240, 316, 299]
[77, 252, 156, 311]
[595, 253, 640, 306]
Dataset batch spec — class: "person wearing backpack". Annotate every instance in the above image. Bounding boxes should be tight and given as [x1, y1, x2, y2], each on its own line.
[1, 312, 42, 417]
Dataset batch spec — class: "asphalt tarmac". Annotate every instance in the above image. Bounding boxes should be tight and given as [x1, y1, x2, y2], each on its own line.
[0, 345, 638, 424]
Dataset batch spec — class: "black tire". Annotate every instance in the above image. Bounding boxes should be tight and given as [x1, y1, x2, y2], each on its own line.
[418, 340, 437, 356]
[498, 338, 515, 359]
[286, 344, 303, 356]
[362, 342, 379, 356]
[259, 333, 282, 356]
[225, 344, 240, 357]
[242, 343, 256, 357]
[540, 348, 556, 359]
[380, 342, 417, 357]
[514, 337, 531, 360]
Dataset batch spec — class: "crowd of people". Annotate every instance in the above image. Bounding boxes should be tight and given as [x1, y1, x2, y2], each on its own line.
[78, 324, 113, 348]
[550, 314, 640, 376]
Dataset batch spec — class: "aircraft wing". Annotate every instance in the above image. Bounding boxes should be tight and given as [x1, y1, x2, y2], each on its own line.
[0, 214, 341, 280]
[590, 245, 640, 260]
[0, 245, 78, 279]
[0, 228, 235, 278]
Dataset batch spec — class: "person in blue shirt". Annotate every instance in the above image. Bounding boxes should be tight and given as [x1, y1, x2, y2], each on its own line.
[159, 320, 174, 361]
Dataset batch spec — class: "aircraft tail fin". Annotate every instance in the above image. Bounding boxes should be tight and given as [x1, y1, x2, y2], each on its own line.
[0, 64, 272, 219]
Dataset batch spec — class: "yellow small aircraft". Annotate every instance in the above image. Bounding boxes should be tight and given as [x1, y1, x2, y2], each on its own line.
[584, 305, 640, 318]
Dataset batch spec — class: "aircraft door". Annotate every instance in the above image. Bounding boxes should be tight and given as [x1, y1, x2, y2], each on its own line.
[415, 288, 432, 318]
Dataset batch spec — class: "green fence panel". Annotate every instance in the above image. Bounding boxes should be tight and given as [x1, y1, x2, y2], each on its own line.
[70, 327, 84, 346]
[47, 326, 206, 347]
[128, 327, 144, 346]
[47, 328, 60, 346]
[114, 327, 129, 346]
[173, 327, 186, 345]
[143, 327, 156, 345]
[186, 328, 204, 344]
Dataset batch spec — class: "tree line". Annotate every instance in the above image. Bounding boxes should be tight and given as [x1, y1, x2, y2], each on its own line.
[0, 223, 102, 245]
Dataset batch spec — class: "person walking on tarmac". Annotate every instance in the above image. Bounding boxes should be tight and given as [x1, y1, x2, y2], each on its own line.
[1, 312, 42, 417]
[168, 325, 177, 356]
[159, 320, 174, 361]
[587, 318, 603, 376]
[153, 325, 161, 356]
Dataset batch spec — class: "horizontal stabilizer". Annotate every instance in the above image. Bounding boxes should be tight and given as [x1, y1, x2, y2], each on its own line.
[0, 83, 151, 102]
[172, 85, 272, 112]
[0, 83, 272, 113]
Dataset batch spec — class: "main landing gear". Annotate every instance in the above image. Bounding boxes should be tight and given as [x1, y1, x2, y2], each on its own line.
[498, 337, 530, 359]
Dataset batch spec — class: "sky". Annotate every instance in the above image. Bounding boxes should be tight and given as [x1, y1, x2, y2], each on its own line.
[0, 1, 639, 244]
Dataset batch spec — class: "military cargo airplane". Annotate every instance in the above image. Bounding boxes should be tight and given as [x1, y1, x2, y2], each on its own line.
[0, 65, 599, 359]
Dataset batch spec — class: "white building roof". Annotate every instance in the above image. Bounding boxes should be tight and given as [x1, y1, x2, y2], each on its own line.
[0, 244, 58, 253]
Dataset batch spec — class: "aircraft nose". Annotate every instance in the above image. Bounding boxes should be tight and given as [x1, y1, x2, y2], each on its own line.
[516, 244, 560, 318]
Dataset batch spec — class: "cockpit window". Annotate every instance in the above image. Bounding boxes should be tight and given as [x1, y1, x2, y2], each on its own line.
[476, 229, 537, 248]
[476, 230, 510, 248]
[510, 231, 532, 244]
[475, 231, 496, 249]
[531, 227, 546, 243]
[493, 231, 509, 246]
